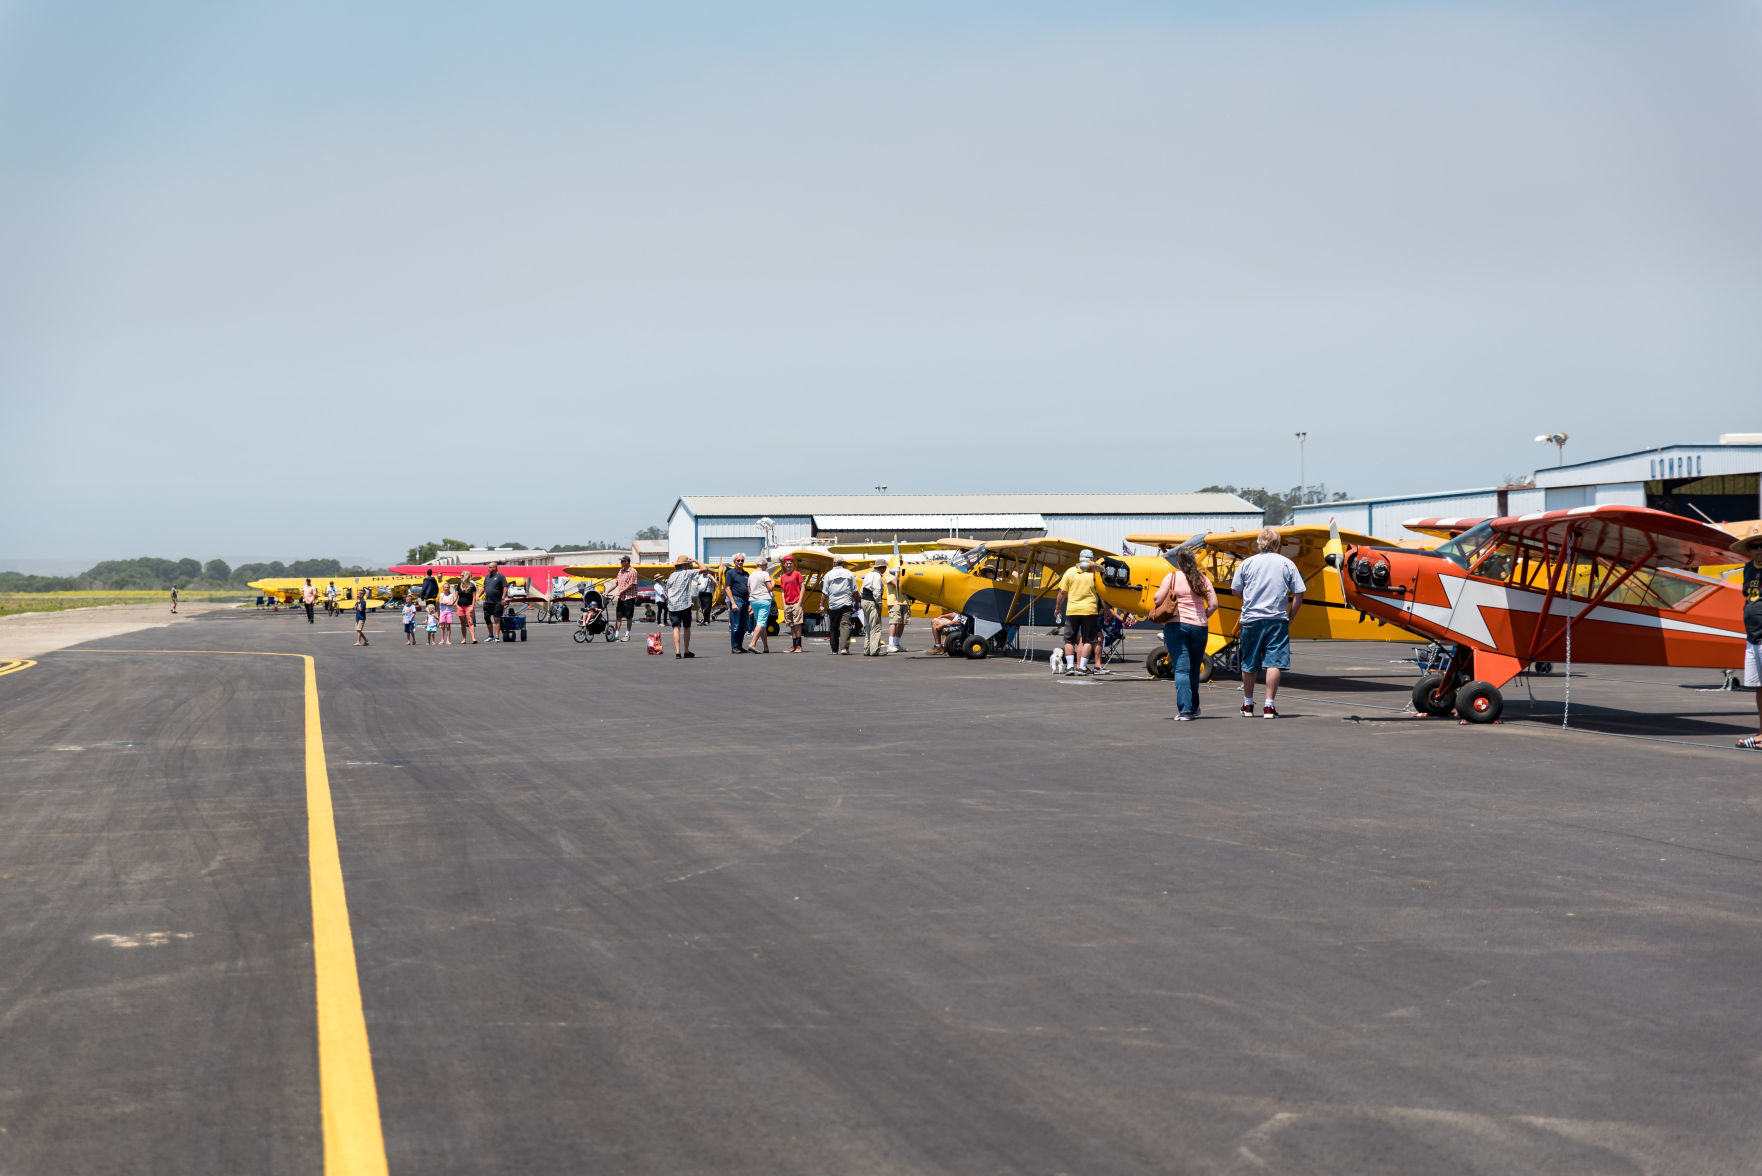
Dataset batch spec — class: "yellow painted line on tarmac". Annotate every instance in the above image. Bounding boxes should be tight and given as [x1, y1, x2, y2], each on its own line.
[0, 658, 37, 677]
[56, 649, 388, 1176]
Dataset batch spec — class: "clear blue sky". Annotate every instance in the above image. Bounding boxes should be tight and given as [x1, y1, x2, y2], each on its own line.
[3, 1, 1758, 565]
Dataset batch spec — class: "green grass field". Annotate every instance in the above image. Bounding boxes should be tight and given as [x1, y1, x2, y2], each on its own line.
[0, 590, 252, 618]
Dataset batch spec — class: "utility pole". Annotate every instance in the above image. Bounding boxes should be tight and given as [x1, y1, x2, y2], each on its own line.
[1295, 432, 1308, 503]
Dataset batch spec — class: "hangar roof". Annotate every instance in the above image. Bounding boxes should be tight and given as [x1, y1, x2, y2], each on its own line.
[674, 492, 1259, 517]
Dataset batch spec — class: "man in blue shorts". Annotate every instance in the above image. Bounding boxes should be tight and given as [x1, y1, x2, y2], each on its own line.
[1233, 526, 1304, 719]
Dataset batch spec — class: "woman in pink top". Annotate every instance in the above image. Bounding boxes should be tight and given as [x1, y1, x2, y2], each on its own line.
[1152, 547, 1219, 720]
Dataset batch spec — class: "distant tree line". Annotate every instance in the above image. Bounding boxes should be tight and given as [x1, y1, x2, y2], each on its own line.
[0, 556, 384, 593]
[1200, 484, 1350, 527]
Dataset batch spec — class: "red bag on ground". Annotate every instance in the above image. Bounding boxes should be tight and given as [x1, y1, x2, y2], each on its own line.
[646, 633, 664, 654]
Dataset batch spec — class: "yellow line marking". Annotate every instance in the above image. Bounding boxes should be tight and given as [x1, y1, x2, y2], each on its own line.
[55, 649, 388, 1175]
[0, 659, 37, 677]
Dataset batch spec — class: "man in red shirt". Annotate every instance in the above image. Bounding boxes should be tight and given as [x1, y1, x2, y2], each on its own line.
[778, 556, 807, 652]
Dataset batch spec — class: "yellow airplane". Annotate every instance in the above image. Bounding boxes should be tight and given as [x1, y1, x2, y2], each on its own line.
[896, 538, 1162, 659]
[249, 574, 420, 609]
[1125, 527, 1424, 678]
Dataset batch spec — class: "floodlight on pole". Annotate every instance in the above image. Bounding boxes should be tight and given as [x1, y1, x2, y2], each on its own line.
[1535, 432, 1568, 466]
[874, 484, 887, 493]
[1295, 432, 1308, 502]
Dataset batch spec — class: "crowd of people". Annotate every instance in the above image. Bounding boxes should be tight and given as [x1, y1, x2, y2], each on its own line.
[296, 533, 1316, 725]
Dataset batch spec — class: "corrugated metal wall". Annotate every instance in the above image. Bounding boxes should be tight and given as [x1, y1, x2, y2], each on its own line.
[1044, 513, 1262, 553]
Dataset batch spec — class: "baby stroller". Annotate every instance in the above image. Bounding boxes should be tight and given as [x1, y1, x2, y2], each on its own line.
[572, 588, 609, 643]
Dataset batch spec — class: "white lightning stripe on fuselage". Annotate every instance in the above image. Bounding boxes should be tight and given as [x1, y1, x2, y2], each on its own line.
[1366, 574, 1736, 647]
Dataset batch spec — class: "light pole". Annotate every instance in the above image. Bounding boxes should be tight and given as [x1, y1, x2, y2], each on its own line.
[1295, 432, 1307, 502]
[874, 484, 887, 493]
[1535, 432, 1568, 467]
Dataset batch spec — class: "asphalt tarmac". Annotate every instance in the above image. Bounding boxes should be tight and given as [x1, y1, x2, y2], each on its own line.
[2, 609, 1759, 1174]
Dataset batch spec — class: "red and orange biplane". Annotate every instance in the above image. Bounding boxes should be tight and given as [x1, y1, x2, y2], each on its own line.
[1324, 505, 1746, 724]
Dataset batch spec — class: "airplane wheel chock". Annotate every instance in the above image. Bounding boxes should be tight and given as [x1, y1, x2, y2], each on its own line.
[961, 633, 991, 660]
[1145, 648, 1172, 679]
[1454, 681, 1503, 724]
[1411, 673, 1458, 718]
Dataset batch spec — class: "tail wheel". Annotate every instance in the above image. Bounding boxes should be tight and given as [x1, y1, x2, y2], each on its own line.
[962, 633, 991, 660]
[1411, 672, 1458, 717]
[1531, 661, 1554, 676]
[1145, 648, 1172, 679]
[1455, 681, 1503, 724]
[1197, 654, 1213, 684]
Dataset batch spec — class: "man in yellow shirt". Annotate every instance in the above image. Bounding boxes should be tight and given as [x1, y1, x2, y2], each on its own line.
[1055, 549, 1102, 676]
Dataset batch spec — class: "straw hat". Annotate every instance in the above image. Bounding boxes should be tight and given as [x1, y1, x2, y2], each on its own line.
[674, 553, 693, 566]
[1730, 524, 1762, 556]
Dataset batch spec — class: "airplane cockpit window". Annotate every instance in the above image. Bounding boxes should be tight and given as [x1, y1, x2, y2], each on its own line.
[1435, 521, 1495, 570]
[1470, 543, 1516, 583]
[1099, 558, 1132, 589]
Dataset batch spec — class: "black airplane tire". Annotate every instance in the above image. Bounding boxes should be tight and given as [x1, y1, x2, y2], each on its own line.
[963, 633, 991, 660]
[1411, 673, 1457, 717]
[1455, 681, 1503, 724]
[942, 631, 968, 658]
[1145, 648, 1172, 679]
[767, 618, 781, 636]
[1532, 661, 1553, 676]
[1197, 654, 1213, 684]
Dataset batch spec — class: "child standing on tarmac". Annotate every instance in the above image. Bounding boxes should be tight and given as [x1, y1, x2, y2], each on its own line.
[438, 583, 456, 645]
[425, 602, 440, 645]
[402, 599, 418, 645]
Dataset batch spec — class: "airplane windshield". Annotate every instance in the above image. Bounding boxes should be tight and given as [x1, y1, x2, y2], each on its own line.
[1434, 521, 1495, 570]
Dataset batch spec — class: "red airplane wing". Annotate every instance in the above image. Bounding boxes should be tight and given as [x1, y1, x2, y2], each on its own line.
[1488, 506, 1735, 570]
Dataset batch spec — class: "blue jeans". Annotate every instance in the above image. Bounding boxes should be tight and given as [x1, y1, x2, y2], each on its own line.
[728, 595, 750, 649]
[1163, 621, 1208, 717]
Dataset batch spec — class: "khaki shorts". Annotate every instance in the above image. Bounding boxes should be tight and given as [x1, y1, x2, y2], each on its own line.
[887, 603, 911, 625]
[355, 616, 366, 631]
[783, 601, 805, 626]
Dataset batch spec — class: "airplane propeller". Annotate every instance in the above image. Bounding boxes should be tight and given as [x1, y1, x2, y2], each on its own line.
[1323, 518, 1346, 589]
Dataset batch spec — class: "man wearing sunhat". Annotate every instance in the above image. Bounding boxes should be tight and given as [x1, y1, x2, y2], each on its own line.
[664, 555, 699, 659]
[861, 557, 889, 656]
[1735, 525, 1762, 750]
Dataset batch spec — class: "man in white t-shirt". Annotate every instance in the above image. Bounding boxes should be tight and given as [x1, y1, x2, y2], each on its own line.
[1232, 527, 1305, 719]
[820, 556, 858, 655]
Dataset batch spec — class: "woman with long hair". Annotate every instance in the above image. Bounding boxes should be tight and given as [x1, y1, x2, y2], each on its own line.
[456, 571, 479, 644]
[1152, 547, 1218, 720]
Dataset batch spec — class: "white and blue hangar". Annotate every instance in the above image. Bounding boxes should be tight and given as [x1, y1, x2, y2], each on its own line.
[1292, 435, 1762, 543]
[666, 492, 1263, 563]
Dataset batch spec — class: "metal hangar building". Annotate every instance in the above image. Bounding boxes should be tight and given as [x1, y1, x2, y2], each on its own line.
[1291, 435, 1762, 543]
[666, 492, 1263, 563]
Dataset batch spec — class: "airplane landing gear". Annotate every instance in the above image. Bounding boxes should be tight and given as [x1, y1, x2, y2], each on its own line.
[1411, 673, 1458, 718]
[1146, 648, 1172, 679]
[1455, 681, 1503, 724]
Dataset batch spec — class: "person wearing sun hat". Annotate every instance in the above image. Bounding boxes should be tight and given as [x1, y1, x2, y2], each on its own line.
[664, 554, 699, 658]
[1732, 524, 1762, 750]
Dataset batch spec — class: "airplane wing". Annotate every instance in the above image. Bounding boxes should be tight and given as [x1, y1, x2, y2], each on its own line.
[1197, 525, 1382, 557]
[1483, 505, 1737, 570]
[1122, 532, 1197, 548]
[1402, 517, 1490, 540]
